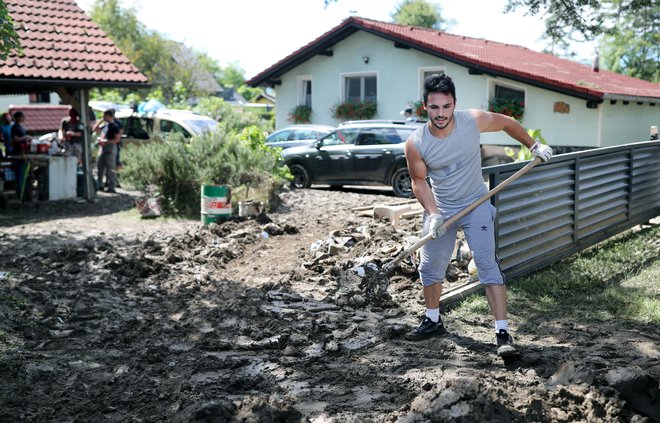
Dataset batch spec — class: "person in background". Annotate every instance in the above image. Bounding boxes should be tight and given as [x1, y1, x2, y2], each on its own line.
[10, 111, 32, 200]
[1, 112, 12, 157]
[11, 111, 31, 153]
[92, 109, 122, 193]
[401, 107, 417, 124]
[58, 108, 86, 165]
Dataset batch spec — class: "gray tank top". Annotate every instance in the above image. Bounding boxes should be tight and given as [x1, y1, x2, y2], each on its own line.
[411, 110, 487, 209]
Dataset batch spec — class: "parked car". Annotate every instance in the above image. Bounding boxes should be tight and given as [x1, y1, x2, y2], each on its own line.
[89, 101, 217, 145]
[265, 124, 335, 149]
[281, 122, 422, 197]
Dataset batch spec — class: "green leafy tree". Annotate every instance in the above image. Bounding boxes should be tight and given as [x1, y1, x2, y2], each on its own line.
[219, 62, 246, 88]
[600, 3, 659, 82]
[391, 0, 449, 30]
[0, 0, 21, 60]
[90, 0, 221, 103]
[237, 85, 264, 102]
[505, 0, 659, 82]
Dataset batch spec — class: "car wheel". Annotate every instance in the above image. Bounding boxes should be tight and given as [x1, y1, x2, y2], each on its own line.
[289, 163, 311, 189]
[391, 167, 413, 198]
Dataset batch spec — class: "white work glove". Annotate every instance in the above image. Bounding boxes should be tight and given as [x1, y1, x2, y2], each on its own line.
[427, 213, 446, 239]
[530, 142, 553, 162]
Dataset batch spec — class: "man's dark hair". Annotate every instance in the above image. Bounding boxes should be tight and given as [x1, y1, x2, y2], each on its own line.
[103, 109, 115, 118]
[13, 111, 24, 121]
[423, 73, 456, 104]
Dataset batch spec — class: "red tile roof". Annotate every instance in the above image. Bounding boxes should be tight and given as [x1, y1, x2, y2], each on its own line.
[0, 0, 148, 88]
[8, 104, 71, 132]
[247, 17, 660, 102]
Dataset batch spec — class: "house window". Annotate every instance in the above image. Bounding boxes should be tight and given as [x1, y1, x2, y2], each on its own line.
[419, 67, 445, 97]
[493, 84, 525, 104]
[299, 77, 312, 107]
[29, 92, 51, 103]
[344, 74, 377, 103]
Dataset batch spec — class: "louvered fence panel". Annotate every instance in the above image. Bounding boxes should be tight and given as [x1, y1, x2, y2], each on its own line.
[479, 140, 660, 281]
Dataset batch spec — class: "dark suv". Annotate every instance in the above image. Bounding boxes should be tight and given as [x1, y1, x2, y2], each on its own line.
[281, 122, 421, 197]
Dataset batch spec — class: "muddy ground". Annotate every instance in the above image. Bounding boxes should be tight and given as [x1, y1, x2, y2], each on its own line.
[0, 187, 658, 422]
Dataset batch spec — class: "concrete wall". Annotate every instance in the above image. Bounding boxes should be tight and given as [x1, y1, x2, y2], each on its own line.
[273, 30, 659, 149]
[599, 100, 659, 146]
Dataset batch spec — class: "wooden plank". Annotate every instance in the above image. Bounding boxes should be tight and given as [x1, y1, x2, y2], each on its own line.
[440, 281, 483, 310]
[351, 199, 418, 212]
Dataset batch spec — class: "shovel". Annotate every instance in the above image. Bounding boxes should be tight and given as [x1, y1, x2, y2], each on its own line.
[380, 157, 542, 277]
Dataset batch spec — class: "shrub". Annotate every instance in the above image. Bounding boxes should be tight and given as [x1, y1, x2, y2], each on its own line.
[504, 129, 548, 162]
[330, 100, 377, 121]
[287, 105, 312, 124]
[120, 126, 289, 217]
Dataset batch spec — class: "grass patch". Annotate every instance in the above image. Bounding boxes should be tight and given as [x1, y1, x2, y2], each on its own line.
[447, 224, 660, 325]
[509, 224, 660, 324]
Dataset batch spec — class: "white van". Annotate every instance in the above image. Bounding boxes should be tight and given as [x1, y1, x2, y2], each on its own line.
[90, 101, 217, 145]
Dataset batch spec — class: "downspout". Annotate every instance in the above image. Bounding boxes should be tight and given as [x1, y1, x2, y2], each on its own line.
[78, 89, 95, 201]
[596, 100, 604, 147]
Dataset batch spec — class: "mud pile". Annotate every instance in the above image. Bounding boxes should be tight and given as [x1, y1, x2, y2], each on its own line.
[0, 188, 658, 422]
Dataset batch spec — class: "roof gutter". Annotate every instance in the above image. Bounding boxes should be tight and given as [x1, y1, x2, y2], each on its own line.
[0, 78, 150, 94]
[602, 93, 658, 103]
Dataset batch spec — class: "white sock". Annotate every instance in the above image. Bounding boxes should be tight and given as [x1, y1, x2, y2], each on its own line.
[495, 320, 508, 332]
[426, 308, 440, 323]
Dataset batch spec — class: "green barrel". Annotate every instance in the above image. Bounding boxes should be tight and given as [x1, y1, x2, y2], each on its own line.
[201, 185, 232, 224]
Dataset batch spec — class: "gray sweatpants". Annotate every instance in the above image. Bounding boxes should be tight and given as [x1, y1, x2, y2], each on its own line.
[97, 144, 117, 190]
[419, 201, 505, 286]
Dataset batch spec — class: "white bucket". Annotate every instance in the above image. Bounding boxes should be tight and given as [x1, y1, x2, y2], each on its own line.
[238, 200, 263, 217]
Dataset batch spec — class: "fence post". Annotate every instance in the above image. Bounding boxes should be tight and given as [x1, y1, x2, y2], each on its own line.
[573, 156, 580, 243]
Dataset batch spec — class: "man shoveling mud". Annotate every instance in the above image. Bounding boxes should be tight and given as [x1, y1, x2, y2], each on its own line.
[403, 74, 552, 356]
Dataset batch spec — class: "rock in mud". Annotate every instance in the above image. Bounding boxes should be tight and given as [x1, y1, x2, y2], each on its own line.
[172, 399, 234, 423]
[606, 367, 660, 422]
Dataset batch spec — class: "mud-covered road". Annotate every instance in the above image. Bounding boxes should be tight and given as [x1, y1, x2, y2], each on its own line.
[1, 188, 658, 422]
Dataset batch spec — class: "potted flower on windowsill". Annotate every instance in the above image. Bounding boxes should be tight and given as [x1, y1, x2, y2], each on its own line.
[412, 100, 427, 120]
[287, 105, 312, 124]
[488, 98, 525, 121]
[330, 100, 377, 122]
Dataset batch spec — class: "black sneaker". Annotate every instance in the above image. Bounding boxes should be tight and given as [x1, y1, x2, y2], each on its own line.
[405, 316, 445, 340]
[495, 329, 518, 357]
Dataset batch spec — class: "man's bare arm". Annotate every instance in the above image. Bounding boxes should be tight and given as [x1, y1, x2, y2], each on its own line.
[404, 137, 438, 215]
[469, 109, 535, 148]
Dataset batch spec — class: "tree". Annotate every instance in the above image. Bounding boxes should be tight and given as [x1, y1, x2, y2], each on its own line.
[218, 62, 246, 88]
[90, 0, 223, 103]
[391, 0, 449, 29]
[505, 0, 659, 82]
[0, 0, 22, 60]
[600, 3, 659, 82]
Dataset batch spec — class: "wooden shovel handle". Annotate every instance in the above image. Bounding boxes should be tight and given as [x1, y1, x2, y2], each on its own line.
[383, 157, 542, 273]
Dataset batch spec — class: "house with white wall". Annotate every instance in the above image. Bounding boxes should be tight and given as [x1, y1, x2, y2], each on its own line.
[247, 17, 659, 152]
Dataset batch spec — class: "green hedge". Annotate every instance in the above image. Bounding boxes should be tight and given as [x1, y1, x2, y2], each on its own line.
[120, 126, 289, 217]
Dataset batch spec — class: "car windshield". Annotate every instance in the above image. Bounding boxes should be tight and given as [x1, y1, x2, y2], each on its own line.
[321, 128, 360, 146]
[184, 118, 218, 135]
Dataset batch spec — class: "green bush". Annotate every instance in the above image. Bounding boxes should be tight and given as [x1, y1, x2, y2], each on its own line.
[120, 126, 289, 217]
[504, 129, 548, 162]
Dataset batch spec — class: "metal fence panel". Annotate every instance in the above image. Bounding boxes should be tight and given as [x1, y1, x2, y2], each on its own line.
[482, 140, 660, 280]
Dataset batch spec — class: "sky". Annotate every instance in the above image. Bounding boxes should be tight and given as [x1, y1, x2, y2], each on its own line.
[75, 0, 597, 79]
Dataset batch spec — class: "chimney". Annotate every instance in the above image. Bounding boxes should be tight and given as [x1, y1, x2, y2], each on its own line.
[592, 52, 599, 72]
